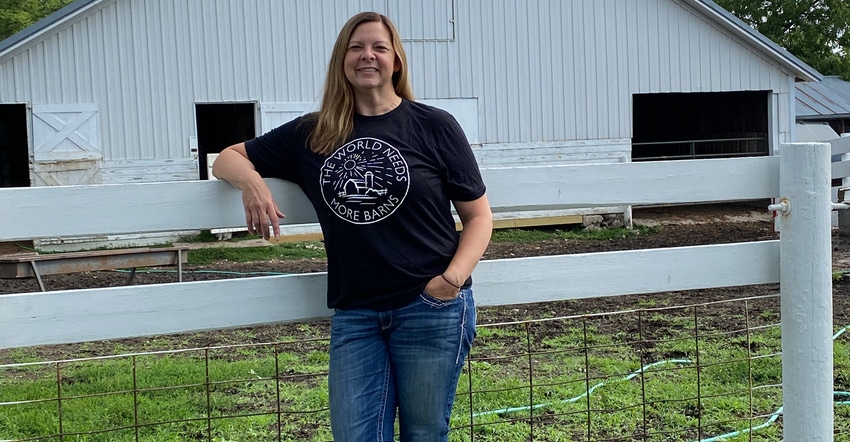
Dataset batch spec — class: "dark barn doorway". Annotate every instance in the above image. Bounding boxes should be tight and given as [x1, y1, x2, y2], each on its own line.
[0, 104, 30, 188]
[632, 91, 770, 161]
[195, 103, 256, 180]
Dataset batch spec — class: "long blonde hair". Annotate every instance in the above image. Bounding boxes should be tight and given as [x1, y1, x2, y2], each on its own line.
[308, 12, 414, 156]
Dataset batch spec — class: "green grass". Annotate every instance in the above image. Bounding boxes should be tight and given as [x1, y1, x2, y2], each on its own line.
[2, 322, 848, 441]
[0, 343, 332, 442]
[177, 230, 221, 243]
[187, 241, 327, 265]
[490, 224, 658, 243]
[165, 230, 329, 265]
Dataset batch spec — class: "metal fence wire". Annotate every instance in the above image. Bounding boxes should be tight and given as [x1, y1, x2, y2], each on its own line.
[1, 293, 848, 441]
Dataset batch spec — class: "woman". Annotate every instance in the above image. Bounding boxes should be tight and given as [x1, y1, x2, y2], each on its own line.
[212, 12, 492, 441]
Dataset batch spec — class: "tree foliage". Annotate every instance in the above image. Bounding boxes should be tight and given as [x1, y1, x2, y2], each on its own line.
[0, 0, 73, 41]
[715, 0, 850, 80]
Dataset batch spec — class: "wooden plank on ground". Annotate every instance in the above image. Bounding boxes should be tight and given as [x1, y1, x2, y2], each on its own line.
[0, 241, 779, 349]
[491, 215, 583, 229]
[0, 247, 188, 278]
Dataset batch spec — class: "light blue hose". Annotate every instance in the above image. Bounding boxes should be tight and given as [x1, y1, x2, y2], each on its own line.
[471, 325, 850, 442]
[471, 359, 693, 418]
[697, 406, 784, 442]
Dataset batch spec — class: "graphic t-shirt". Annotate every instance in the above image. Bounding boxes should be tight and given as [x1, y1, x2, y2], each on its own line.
[246, 100, 486, 310]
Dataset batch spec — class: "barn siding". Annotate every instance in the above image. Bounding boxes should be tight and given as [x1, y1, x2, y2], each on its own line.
[452, 0, 795, 144]
[0, 0, 801, 183]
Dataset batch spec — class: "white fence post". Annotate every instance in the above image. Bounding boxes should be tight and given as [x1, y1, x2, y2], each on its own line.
[777, 142, 834, 441]
[838, 133, 850, 236]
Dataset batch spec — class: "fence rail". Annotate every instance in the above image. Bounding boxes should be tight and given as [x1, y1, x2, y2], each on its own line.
[0, 156, 782, 349]
[0, 142, 840, 440]
[1, 156, 779, 242]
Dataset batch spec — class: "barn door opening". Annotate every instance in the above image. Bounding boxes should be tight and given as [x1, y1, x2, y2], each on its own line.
[0, 104, 29, 188]
[632, 91, 770, 161]
[195, 103, 256, 180]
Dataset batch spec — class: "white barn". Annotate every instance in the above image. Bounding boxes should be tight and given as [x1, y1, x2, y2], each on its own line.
[0, 0, 820, 222]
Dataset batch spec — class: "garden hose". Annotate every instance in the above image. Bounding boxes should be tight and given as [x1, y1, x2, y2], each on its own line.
[473, 325, 850, 442]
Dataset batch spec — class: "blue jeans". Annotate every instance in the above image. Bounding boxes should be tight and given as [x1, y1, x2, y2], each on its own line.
[328, 288, 476, 442]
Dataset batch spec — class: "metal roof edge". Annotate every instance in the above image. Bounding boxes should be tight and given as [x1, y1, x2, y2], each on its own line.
[684, 0, 823, 82]
[0, 0, 102, 58]
[798, 114, 850, 121]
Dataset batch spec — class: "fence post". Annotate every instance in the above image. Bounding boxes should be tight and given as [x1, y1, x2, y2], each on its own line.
[838, 133, 850, 236]
[777, 142, 834, 441]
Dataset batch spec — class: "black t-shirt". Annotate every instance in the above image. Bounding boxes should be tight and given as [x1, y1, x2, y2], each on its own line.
[246, 99, 486, 310]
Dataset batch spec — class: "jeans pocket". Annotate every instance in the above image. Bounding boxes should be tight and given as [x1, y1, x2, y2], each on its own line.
[419, 291, 459, 308]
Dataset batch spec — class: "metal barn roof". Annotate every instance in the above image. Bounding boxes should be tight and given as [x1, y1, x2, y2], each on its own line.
[0, 0, 98, 55]
[797, 76, 850, 120]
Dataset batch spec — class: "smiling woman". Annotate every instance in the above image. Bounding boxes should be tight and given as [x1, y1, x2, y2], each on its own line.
[210, 11, 492, 442]
[342, 20, 401, 109]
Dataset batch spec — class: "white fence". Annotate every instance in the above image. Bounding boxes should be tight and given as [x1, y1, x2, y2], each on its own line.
[0, 143, 840, 440]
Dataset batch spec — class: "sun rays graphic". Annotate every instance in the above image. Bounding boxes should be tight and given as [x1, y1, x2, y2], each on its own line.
[332, 153, 388, 192]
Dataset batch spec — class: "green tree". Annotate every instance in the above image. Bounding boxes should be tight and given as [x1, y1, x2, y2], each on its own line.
[0, 0, 73, 42]
[715, 0, 850, 80]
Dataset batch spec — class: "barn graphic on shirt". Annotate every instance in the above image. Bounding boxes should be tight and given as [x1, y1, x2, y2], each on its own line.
[320, 137, 410, 224]
[339, 172, 387, 198]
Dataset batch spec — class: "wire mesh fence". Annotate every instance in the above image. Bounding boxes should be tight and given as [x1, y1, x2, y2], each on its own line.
[1, 293, 848, 441]
[454, 294, 789, 441]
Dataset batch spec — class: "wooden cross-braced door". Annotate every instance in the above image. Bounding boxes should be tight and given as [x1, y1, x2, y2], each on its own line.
[31, 104, 102, 186]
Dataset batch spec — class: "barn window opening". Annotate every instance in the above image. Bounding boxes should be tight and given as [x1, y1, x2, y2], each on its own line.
[195, 103, 256, 180]
[632, 91, 769, 161]
[0, 104, 30, 188]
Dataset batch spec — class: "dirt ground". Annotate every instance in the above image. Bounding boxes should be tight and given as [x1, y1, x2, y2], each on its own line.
[2, 200, 850, 358]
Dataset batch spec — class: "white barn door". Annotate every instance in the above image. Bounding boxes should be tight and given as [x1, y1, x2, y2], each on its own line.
[259, 102, 315, 135]
[31, 104, 102, 186]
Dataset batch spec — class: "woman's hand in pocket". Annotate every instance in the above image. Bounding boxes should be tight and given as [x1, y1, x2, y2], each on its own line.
[423, 275, 461, 301]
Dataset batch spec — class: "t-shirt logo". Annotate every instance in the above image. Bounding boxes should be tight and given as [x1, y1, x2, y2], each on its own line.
[320, 137, 410, 224]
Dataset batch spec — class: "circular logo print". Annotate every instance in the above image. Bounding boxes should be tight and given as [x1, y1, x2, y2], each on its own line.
[320, 137, 410, 224]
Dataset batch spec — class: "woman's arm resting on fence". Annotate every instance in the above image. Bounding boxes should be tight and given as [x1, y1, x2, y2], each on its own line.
[211, 143, 286, 240]
[425, 194, 493, 300]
